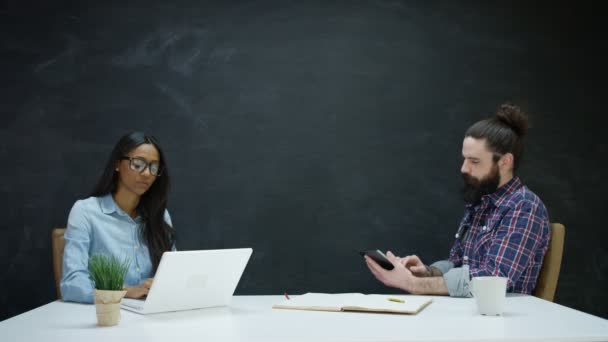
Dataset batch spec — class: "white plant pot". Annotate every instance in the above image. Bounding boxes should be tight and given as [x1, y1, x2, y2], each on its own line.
[94, 289, 127, 326]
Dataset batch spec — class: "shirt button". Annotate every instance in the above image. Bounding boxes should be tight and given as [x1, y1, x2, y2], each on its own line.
[137, 267, 140, 272]
[135, 245, 138, 249]
[482, 226, 487, 231]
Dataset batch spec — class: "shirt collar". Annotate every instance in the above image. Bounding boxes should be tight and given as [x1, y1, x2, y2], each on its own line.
[100, 193, 118, 214]
[464, 176, 522, 210]
[100, 193, 142, 222]
[487, 176, 522, 207]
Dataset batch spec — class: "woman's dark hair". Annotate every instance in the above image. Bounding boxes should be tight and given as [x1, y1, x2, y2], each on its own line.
[465, 102, 529, 172]
[91, 131, 174, 272]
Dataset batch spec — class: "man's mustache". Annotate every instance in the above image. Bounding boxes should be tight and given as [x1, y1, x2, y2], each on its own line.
[462, 173, 480, 186]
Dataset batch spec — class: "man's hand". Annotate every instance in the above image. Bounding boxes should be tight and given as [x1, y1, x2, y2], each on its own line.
[397, 255, 431, 277]
[124, 278, 154, 299]
[365, 251, 421, 294]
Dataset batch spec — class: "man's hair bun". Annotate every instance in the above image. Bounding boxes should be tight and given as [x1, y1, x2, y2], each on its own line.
[496, 102, 528, 137]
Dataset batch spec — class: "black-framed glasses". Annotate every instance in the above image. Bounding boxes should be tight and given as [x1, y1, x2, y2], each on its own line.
[120, 156, 163, 176]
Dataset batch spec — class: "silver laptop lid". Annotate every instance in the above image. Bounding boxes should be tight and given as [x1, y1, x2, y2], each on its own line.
[123, 248, 253, 314]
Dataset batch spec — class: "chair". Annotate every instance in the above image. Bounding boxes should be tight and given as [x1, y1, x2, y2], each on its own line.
[52, 228, 66, 299]
[533, 223, 565, 302]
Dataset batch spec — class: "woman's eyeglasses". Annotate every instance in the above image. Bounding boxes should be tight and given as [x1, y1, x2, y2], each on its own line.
[120, 156, 163, 176]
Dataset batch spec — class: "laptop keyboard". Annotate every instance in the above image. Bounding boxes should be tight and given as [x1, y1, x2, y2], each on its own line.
[121, 298, 146, 311]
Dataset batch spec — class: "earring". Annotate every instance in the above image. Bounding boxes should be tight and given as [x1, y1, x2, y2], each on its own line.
[115, 168, 119, 171]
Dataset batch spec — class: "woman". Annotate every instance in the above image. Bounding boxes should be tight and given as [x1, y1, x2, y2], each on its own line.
[61, 132, 175, 303]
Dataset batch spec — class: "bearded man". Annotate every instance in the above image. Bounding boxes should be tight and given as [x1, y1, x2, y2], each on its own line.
[365, 103, 551, 297]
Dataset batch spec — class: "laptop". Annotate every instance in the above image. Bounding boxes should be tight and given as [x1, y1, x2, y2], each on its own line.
[121, 248, 252, 314]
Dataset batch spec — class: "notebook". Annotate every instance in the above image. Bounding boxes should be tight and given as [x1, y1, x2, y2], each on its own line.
[121, 248, 252, 314]
[272, 293, 432, 315]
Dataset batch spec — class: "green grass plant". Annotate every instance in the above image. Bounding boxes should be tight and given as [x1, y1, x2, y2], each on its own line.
[88, 254, 130, 291]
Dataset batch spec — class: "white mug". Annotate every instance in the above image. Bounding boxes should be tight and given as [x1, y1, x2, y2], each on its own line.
[470, 276, 507, 316]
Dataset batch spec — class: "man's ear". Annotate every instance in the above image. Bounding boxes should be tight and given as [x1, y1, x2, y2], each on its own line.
[500, 153, 514, 171]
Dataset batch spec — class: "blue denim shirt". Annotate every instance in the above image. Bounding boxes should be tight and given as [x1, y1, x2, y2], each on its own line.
[60, 194, 173, 304]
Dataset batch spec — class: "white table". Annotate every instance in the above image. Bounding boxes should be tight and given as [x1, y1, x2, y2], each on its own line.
[2, 294, 608, 341]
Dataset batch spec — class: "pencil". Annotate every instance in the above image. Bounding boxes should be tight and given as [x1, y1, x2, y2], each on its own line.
[388, 297, 405, 303]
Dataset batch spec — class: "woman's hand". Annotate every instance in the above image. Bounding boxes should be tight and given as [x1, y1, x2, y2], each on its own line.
[124, 278, 154, 299]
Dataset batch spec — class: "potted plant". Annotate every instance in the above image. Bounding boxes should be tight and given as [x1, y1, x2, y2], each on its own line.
[88, 254, 130, 326]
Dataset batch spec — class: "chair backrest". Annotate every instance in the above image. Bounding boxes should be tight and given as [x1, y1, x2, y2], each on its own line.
[533, 223, 565, 302]
[52, 228, 66, 299]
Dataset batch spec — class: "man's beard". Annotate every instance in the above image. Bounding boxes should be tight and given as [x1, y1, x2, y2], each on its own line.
[461, 164, 500, 205]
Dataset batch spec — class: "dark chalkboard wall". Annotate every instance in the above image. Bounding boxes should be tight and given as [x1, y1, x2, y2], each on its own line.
[1, 1, 606, 320]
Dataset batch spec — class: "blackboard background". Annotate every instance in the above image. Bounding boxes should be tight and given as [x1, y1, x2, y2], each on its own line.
[1, 1, 606, 321]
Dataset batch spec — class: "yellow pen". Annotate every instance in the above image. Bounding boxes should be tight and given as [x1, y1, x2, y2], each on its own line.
[388, 297, 405, 303]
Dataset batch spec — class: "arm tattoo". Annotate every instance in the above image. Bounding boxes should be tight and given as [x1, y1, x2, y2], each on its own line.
[426, 266, 442, 277]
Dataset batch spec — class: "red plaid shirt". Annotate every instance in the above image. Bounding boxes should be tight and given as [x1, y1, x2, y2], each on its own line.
[448, 177, 550, 294]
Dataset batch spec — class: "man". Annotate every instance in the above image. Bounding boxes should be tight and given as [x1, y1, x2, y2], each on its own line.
[365, 103, 550, 297]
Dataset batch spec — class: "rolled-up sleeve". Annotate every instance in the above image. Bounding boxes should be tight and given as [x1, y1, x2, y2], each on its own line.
[442, 265, 472, 297]
[60, 201, 94, 304]
[430, 260, 472, 297]
[430, 260, 455, 275]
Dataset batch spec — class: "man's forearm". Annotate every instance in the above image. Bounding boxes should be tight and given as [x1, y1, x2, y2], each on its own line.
[411, 275, 449, 295]
[409, 261, 472, 297]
